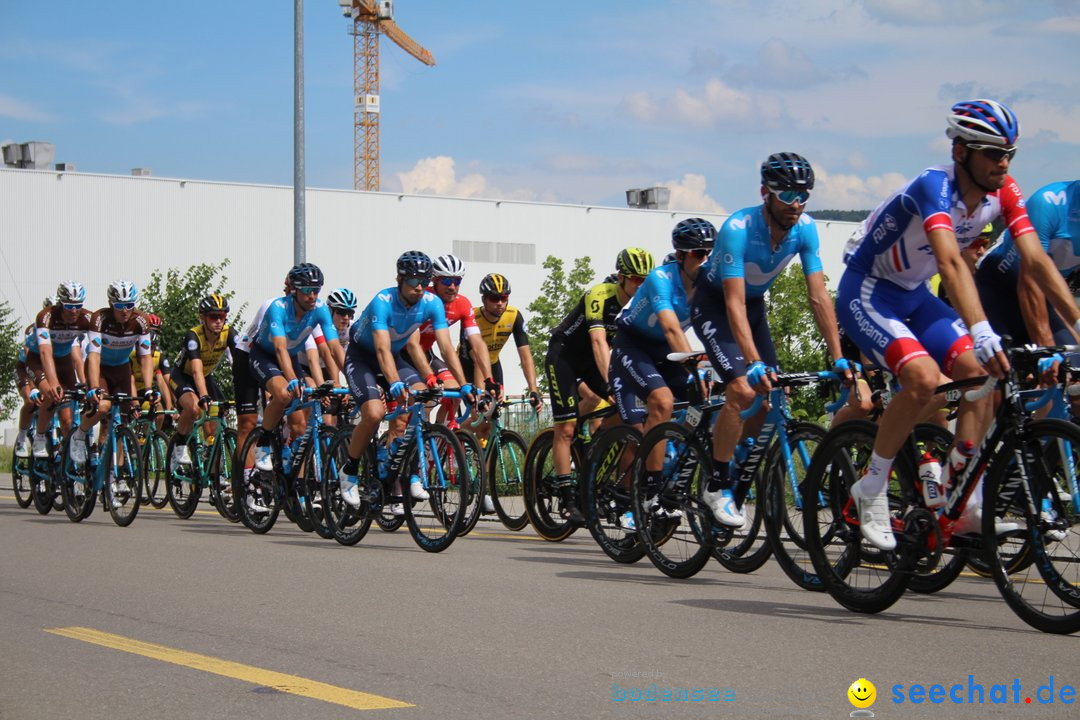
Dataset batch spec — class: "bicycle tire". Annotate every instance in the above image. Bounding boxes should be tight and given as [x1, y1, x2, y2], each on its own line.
[30, 457, 57, 515]
[584, 425, 648, 563]
[165, 433, 202, 519]
[12, 456, 33, 508]
[403, 423, 467, 552]
[234, 430, 280, 534]
[60, 434, 95, 522]
[488, 429, 529, 531]
[104, 426, 142, 527]
[634, 422, 716, 579]
[210, 429, 240, 523]
[523, 428, 580, 542]
[142, 430, 171, 509]
[374, 431, 406, 532]
[983, 418, 1080, 634]
[802, 420, 911, 614]
[455, 429, 485, 537]
[321, 429, 376, 546]
[302, 428, 336, 540]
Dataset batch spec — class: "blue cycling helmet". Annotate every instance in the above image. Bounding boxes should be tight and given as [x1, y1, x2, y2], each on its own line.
[397, 250, 433, 279]
[671, 218, 717, 251]
[326, 287, 357, 312]
[761, 152, 815, 191]
[946, 99, 1020, 146]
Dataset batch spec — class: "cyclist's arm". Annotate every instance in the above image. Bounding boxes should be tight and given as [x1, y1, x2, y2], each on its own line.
[189, 357, 211, 399]
[433, 328, 469, 387]
[465, 332, 492, 381]
[656, 308, 692, 355]
[804, 271, 846, 371]
[1014, 228, 1080, 341]
[86, 343, 102, 389]
[327, 338, 346, 381]
[372, 329, 401, 385]
[271, 335, 298, 384]
[71, 341, 86, 384]
[1016, 261, 1054, 346]
[721, 277, 760, 362]
[589, 327, 612, 385]
[403, 331, 436, 381]
[305, 344, 327, 386]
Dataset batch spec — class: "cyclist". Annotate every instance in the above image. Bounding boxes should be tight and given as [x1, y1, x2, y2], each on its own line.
[13, 324, 38, 459]
[131, 313, 174, 423]
[25, 282, 91, 457]
[837, 99, 1079, 550]
[69, 281, 156, 464]
[315, 287, 358, 425]
[337, 251, 474, 508]
[461, 273, 543, 412]
[609, 219, 714, 516]
[546, 248, 655, 526]
[249, 263, 345, 472]
[691, 152, 850, 528]
[169, 293, 238, 467]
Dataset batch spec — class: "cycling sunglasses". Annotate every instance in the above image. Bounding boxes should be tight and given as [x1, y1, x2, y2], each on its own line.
[438, 276, 463, 287]
[484, 293, 510, 303]
[333, 309, 355, 319]
[967, 143, 1017, 163]
[770, 188, 811, 205]
[112, 302, 135, 310]
[402, 276, 429, 288]
[205, 312, 227, 321]
[295, 285, 321, 295]
[62, 303, 83, 311]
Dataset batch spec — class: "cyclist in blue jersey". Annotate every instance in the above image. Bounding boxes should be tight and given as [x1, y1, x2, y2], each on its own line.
[837, 99, 1080, 551]
[249, 263, 345, 472]
[974, 179, 1080, 353]
[691, 152, 851, 527]
[609, 218, 714, 517]
[336, 251, 475, 508]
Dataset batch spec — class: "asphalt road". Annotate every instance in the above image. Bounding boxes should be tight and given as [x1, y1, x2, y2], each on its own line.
[1, 494, 1077, 720]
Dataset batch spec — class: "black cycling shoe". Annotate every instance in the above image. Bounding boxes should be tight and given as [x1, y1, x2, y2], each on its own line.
[558, 486, 586, 527]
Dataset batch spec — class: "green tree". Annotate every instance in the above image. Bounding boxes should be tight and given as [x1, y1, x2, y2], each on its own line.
[0, 301, 26, 421]
[764, 264, 836, 420]
[526, 255, 595, 392]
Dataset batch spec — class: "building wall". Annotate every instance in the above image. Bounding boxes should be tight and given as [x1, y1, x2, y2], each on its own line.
[1, 168, 858, 399]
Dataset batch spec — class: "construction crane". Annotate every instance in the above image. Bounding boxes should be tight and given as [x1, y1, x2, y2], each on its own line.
[339, 0, 435, 191]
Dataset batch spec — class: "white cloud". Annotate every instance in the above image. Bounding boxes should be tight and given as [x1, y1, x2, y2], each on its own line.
[813, 166, 908, 210]
[621, 78, 786, 131]
[394, 156, 539, 201]
[661, 173, 728, 215]
[0, 93, 54, 122]
[727, 38, 826, 89]
[862, 0, 1009, 25]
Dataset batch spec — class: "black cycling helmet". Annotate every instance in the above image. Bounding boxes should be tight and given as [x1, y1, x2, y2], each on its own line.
[760, 152, 815, 191]
[479, 273, 511, 296]
[199, 293, 229, 314]
[671, 218, 717, 251]
[287, 262, 325, 288]
[396, 250, 433, 279]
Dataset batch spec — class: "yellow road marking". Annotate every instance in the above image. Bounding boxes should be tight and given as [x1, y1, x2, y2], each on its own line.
[45, 626, 413, 711]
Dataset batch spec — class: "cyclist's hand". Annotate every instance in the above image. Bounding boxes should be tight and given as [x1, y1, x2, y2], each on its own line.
[831, 357, 855, 386]
[424, 373, 440, 390]
[459, 383, 476, 403]
[484, 376, 502, 398]
[970, 321, 1008, 378]
[85, 387, 101, 407]
[29, 388, 42, 406]
[746, 361, 773, 394]
[47, 384, 64, 404]
[285, 378, 302, 398]
[1037, 353, 1064, 386]
[388, 380, 407, 402]
[198, 394, 212, 411]
[528, 390, 543, 411]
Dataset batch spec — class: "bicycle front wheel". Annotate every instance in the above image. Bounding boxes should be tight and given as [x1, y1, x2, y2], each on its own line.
[12, 455, 33, 508]
[60, 434, 95, 522]
[321, 429, 375, 546]
[234, 430, 280, 534]
[983, 418, 1080, 634]
[488, 429, 529, 531]
[210, 429, 239, 522]
[523, 428, 581, 542]
[403, 423, 467, 552]
[165, 433, 202, 519]
[455, 429, 485, 537]
[584, 425, 646, 563]
[141, 430, 171, 509]
[302, 428, 336, 540]
[104, 426, 143, 527]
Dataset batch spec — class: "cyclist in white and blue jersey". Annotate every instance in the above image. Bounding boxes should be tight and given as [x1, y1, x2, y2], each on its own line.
[691, 152, 850, 528]
[837, 99, 1080, 551]
[249, 263, 345, 472]
[974, 179, 1080, 349]
[609, 218, 714, 515]
[336, 251, 474, 508]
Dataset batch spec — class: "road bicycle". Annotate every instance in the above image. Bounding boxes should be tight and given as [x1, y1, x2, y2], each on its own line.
[165, 401, 238, 521]
[131, 407, 176, 509]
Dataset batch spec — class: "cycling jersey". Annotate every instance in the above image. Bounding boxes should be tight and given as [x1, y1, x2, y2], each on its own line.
[462, 306, 528, 366]
[131, 348, 169, 388]
[253, 295, 337, 354]
[419, 292, 479, 353]
[978, 180, 1080, 280]
[235, 298, 273, 354]
[615, 262, 691, 342]
[699, 205, 823, 298]
[28, 306, 91, 358]
[845, 165, 1034, 290]
[351, 287, 447, 355]
[87, 310, 152, 367]
[550, 280, 622, 353]
[174, 324, 237, 376]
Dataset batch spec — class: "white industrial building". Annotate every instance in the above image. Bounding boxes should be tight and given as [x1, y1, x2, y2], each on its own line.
[1, 167, 858, 405]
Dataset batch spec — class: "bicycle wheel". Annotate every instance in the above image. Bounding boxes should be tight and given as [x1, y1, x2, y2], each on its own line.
[764, 422, 829, 589]
[104, 426, 142, 527]
[523, 428, 580, 542]
[633, 422, 716, 579]
[403, 423, 467, 552]
[455, 429, 485, 537]
[983, 418, 1080, 634]
[802, 420, 912, 614]
[12, 453, 33, 508]
[714, 428, 784, 574]
[302, 428, 335, 540]
[165, 433, 202, 519]
[374, 431, 406, 532]
[234, 430, 280, 534]
[141, 430, 171, 509]
[210, 429, 239, 522]
[321, 429, 376, 546]
[585, 425, 647, 563]
[60, 434, 95, 522]
[30, 457, 57, 515]
[488, 429, 529, 531]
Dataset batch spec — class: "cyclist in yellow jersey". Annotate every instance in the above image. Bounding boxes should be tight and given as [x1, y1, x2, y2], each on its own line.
[130, 313, 173, 420]
[169, 294, 237, 467]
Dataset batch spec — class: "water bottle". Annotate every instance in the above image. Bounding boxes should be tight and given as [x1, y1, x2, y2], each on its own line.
[377, 444, 390, 479]
[918, 452, 946, 509]
[281, 440, 294, 470]
[662, 441, 677, 475]
[732, 437, 755, 482]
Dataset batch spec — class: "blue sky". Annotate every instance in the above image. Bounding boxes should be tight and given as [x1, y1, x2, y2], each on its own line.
[2, 0, 1079, 212]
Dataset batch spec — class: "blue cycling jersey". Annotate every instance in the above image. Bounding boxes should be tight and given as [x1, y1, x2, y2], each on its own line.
[978, 180, 1080, 281]
[350, 287, 447, 355]
[700, 205, 823, 298]
[253, 295, 338, 355]
[615, 263, 691, 342]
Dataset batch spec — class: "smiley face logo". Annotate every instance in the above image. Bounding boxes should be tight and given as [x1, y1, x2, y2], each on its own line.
[848, 678, 876, 709]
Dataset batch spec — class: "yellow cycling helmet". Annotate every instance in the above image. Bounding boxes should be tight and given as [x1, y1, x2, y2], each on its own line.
[616, 247, 655, 277]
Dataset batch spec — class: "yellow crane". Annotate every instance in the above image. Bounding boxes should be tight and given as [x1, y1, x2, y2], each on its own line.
[339, 0, 435, 191]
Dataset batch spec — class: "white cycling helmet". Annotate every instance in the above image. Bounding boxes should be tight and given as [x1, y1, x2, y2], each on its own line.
[107, 280, 138, 305]
[432, 253, 466, 278]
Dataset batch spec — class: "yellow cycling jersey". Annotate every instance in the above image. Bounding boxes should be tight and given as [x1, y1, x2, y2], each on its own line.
[175, 324, 236, 376]
[130, 348, 167, 388]
[466, 306, 529, 366]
